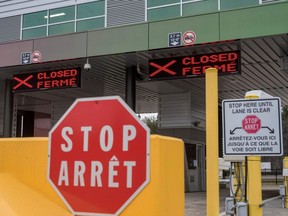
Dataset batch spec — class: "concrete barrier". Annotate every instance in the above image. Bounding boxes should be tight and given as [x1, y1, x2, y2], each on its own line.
[0, 138, 72, 216]
[0, 135, 184, 216]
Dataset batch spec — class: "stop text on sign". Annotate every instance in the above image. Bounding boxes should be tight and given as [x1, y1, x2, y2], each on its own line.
[48, 97, 150, 215]
[12, 68, 81, 92]
[58, 125, 137, 188]
[149, 50, 240, 80]
[242, 115, 261, 134]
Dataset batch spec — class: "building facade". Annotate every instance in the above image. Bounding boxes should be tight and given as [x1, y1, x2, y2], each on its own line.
[0, 0, 287, 191]
[0, 0, 283, 43]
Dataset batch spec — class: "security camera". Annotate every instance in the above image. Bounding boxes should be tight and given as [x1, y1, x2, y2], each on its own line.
[84, 62, 91, 71]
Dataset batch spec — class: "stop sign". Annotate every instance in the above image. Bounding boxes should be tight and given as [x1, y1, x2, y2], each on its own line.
[242, 115, 261, 134]
[48, 96, 150, 216]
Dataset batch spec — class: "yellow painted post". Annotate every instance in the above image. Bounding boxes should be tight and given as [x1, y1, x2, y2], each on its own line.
[205, 68, 219, 216]
[247, 156, 262, 215]
[245, 94, 262, 216]
[283, 157, 288, 208]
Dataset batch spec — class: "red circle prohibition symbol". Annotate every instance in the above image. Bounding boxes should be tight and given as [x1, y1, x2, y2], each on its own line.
[182, 31, 197, 45]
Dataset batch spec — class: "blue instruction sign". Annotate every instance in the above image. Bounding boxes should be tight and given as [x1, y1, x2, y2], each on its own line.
[21, 52, 31, 64]
[168, 32, 182, 47]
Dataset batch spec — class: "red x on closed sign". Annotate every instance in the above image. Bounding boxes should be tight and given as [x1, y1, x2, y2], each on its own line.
[149, 60, 177, 77]
[13, 74, 34, 91]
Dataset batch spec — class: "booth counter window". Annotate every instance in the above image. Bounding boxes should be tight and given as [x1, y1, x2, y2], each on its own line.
[21, 0, 105, 40]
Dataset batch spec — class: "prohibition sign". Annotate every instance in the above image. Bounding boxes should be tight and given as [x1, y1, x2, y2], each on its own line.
[31, 51, 42, 63]
[182, 31, 196, 45]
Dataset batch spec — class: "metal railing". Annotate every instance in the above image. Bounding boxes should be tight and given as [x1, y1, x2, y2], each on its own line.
[261, 168, 284, 185]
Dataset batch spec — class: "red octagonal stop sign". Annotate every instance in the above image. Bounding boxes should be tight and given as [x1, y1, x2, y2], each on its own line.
[48, 96, 150, 216]
[242, 115, 261, 134]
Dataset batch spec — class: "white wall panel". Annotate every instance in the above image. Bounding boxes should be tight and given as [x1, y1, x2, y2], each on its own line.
[158, 92, 192, 128]
[0, 15, 21, 42]
[107, 0, 145, 27]
[0, 0, 96, 18]
[158, 91, 206, 129]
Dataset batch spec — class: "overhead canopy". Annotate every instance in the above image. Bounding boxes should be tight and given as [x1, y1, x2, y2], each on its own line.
[0, 3, 287, 125]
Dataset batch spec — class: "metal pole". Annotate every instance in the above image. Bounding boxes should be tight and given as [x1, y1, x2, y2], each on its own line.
[125, 66, 136, 111]
[205, 68, 219, 215]
[3, 79, 13, 137]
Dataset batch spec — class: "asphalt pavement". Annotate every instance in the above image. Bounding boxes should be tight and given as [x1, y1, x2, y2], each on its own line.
[185, 184, 288, 216]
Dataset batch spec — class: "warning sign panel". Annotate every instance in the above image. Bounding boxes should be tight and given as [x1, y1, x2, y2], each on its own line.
[149, 50, 240, 81]
[12, 68, 81, 92]
[222, 97, 283, 156]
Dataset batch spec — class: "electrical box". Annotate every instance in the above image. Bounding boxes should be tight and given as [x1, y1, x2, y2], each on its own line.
[236, 202, 248, 216]
[280, 185, 286, 196]
[225, 197, 234, 214]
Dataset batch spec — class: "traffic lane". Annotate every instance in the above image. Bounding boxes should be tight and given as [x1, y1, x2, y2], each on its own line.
[185, 188, 281, 216]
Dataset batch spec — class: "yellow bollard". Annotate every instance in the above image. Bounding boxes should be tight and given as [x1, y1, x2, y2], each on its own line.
[247, 156, 262, 215]
[245, 93, 263, 216]
[283, 157, 288, 208]
[205, 68, 219, 216]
